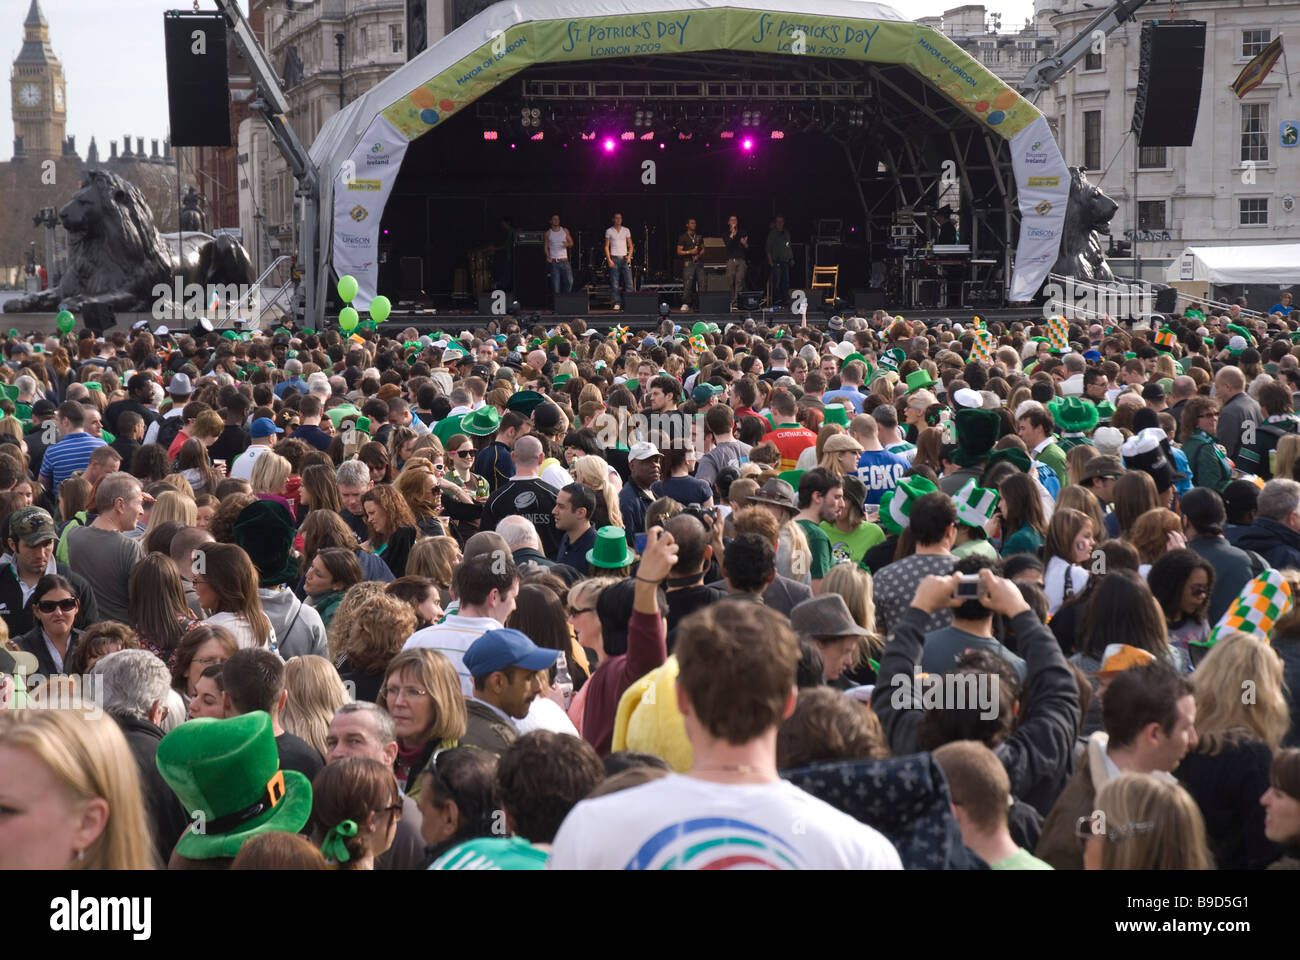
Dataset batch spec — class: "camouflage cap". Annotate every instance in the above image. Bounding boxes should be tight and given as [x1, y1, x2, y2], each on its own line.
[8, 506, 56, 546]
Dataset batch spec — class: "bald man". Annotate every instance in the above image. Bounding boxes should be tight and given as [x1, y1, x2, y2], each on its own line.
[1214, 366, 1261, 461]
[480, 434, 563, 557]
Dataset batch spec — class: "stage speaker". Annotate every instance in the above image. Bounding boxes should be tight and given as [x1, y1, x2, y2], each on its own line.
[702, 271, 731, 292]
[163, 12, 231, 147]
[1131, 21, 1206, 148]
[478, 292, 514, 316]
[698, 291, 731, 314]
[1154, 285, 1179, 314]
[554, 292, 589, 314]
[623, 292, 659, 314]
[853, 288, 886, 310]
[406, 0, 428, 61]
[739, 290, 765, 311]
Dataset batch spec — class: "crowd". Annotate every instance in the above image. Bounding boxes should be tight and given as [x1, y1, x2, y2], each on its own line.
[2, 306, 1300, 871]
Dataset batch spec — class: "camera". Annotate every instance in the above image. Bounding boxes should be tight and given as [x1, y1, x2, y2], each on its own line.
[955, 574, 982, 599]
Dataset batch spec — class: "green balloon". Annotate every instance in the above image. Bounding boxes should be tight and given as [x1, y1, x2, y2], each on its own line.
[369, 295, 392, 324]
[56, 310, 74, 333]
[337, 275, 359, 303]
[339, 307, 359, 331]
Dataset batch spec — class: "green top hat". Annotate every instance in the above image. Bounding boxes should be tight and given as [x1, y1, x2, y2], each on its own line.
[156, 711, 312, 860]
[461, 405, 501, 436]
[878, 475, 938, 536]
[507, 390, 546, 415]
[822, 403, 849, 427]
[905, 369, 936, 393]
[1049, 396, 1098, 434]
[951, 407, 1001, 468]
[587, 525, 633, 569]
[952, 478, 1000, 529]
[552, 373, 572, 387]
[779, 469, 805, 491]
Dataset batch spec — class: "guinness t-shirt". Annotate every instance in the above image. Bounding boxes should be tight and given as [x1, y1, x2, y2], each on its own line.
[482, 477, 562, 557]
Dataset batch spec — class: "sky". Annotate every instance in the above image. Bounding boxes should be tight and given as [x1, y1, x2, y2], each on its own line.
[0, 0, 1040, 163]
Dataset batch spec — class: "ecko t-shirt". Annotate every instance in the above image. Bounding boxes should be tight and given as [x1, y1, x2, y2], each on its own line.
[548, 774, 903, 870]
[854, 449, 911, 504]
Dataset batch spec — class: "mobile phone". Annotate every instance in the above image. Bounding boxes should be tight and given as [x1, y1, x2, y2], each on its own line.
[634, 532, 648, 554]
[955, 574, 981, 599]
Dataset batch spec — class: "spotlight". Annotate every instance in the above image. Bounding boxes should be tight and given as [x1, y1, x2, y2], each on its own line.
[769, 130, 785, 139]
[677, 132, 693, 141]
[639, 131, 654, 141]
[719, 130, 735, 139]
[482, 130, 499, 141]
[603, 138, 616, 152]
[620, 131, 635, 140]
[530, 131, 544, 141]
[659, 142, 665, 150]
[741, 137, 754, 151]
[581, 132, 597, 140]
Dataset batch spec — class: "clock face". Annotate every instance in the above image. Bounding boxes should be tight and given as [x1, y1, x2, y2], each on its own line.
[53, 85, 63, 108]
[18, 83, 40, 107]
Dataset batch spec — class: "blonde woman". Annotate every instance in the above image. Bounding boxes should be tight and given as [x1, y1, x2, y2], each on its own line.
[0, 709, 155, 869]
[573, 454, 623, 529]
[1055, 484, 1105, 541]
[820, 562, 883, 665]
[145, 489, 198, 536]
[335, 591, 418, 702]
[326, 581, 388, 662]
[797, 423, 844, 470]
[818, 433, 864, 479]
[1276, 433, 1300, 481]
[1085, 773, 1212, 870]
[250, 451, 292, 498]
[376, 648, 467, 800]
[282, 655, 352, 756]
[1176, 631, 1291, 868]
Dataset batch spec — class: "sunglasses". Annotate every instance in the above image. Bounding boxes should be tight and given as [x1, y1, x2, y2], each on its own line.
[36, 598, 78, 614]
[434, 463, 446, 473]
[455, 450, 475, 458]
[570, 606, 594, 617]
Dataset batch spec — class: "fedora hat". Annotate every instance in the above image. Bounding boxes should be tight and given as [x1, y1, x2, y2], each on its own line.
[461, 405, 501, 436]
[156, 711, 313, 860]
[790, 594, 872, 640]
[587, 525, 634, 569]
[748, 477, 798, 512]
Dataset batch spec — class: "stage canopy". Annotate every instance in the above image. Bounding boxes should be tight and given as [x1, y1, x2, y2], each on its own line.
[309, 0, 1069, 310]
[1166, 244, 1300, 286]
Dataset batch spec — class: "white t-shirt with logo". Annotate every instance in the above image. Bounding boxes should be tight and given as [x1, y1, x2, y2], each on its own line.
[548, 773, 903, 870]
[605, 226, 632, 258]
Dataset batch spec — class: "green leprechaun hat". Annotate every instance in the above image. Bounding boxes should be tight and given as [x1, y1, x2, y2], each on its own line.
[156, 711, 312, 860]
[905, 369, 936, 393]
[1049, 396, 1098, 435]
[587, 525, 634, 569]
[952, 478, 1000, 529]
[461, 405, 501, 436]
[951, 407, 1001, 469]
[506, 390, 546, 415]
[822, 403, 849, 427]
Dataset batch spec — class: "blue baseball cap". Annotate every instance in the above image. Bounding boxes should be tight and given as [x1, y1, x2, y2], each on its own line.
[1083, 349, 1102, 362]
[250, 417, 284, 438]
[463, 629, 558, 679]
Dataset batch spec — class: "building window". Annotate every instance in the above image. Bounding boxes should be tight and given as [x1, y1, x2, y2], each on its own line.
[1138, 145, 1167, 168]
[1242, 103, 1269, 162]
[1083, 110, 1101, 170]
[391, 24, 403, 54]
[1020, 47, 1036, 65]
[359, 27, 367, 53]
[979, 43, 997, 65]
[1243, 29, 1272, 58]
[1240, 197, 1269, 225]
[1137, 201, 1166, 230]
[1084, 50, 1103, 70]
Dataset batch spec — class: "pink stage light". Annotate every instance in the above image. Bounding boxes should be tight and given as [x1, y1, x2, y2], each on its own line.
[530, 131, 544, 140]
[719, 130, 734, 139]
[769, 130, 785, 139]
[659, 142, 665, 149]
[620, 131, 635, 141]
[603, 138, 616, 152]
[640, 131, 654, 140]
[741, 137, 754, 151]
[677, 132, 693, 141]
[482, 130, 498, 141]
[581, 132, 596, 140]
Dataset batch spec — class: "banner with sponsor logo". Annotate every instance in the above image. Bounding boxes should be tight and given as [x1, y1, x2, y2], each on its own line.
[1007, 116, 1069, 301]
[333, 115, 407, 309]
[331, 3, 1067, 306]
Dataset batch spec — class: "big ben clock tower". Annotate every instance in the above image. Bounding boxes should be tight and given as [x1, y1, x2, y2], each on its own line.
[11, 0, 66, 160]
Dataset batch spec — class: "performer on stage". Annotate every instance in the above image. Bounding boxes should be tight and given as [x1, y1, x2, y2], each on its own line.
[676, 217, 704, 312]
[546, 214, 574, 293]
[765, 214, 793, 307]
[604, 212, 635, 311]
[933, 205, 958, 245]
[723, 215, 748, 311]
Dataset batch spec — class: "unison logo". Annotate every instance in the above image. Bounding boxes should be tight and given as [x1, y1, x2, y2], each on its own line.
[50, 891, 151, 940]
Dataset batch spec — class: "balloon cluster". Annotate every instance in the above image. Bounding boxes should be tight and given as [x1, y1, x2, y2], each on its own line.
[336, 275, 393, 331]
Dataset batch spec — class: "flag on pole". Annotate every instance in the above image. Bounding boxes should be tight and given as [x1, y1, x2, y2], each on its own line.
[1232, 36, 1284, 98]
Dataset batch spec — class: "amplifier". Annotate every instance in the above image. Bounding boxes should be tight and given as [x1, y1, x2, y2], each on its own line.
[554, 292, 589, 314]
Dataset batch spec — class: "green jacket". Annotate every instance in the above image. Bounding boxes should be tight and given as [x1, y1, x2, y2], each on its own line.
[1182, 431, 1232, 492]
[1034, 439, 1070, 488]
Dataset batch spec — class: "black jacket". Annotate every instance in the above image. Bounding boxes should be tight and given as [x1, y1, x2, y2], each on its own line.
[14, 623, 83, 676]
[114, 713, 190, 863]
[872, 606, 1081, 817]
[0, 561, 100, 639]
[1177, 739, 1286, 869]
[1235, 517, 1300, 571]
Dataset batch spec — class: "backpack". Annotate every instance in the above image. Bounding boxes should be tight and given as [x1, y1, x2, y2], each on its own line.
[155, 414, 184, 452]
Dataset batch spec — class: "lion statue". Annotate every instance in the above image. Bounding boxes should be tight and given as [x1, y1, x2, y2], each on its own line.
[1050, 167, 1119, 283]
[5, 169, 254, 315]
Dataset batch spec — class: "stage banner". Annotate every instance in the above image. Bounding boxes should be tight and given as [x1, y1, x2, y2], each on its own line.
[333, 115, 408, 309]
[1007, 115, 1069, 302]
[382, 23, 539, 140]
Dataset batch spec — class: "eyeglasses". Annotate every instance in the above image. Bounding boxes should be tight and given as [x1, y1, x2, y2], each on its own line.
[382, 684, 428, 702]
[193, 656, 225, 668]
[1189, 585, 1210, 597]
[455, 450, 475, 458]
[569, 606, 594, 617]
[36, 598, 78, 614]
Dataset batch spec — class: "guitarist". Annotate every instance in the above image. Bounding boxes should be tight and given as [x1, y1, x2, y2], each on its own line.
[676, 217, 704, 313]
